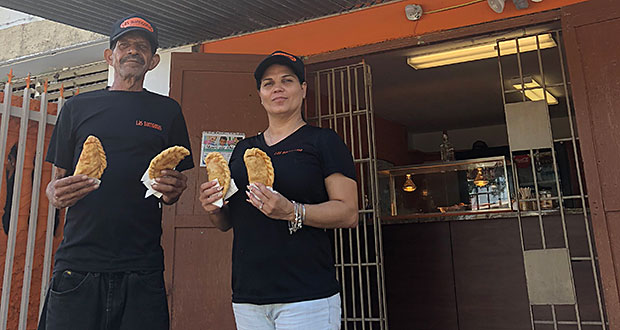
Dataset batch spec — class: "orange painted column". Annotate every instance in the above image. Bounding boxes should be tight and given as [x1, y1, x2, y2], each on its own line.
[202, 0, 588, 56]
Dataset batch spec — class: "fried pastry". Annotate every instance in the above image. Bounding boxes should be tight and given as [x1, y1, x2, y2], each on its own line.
[74, 135, 107, 179]
[204, 152, 231, 197]
[148, 146, 190, 179]
[243, 148, 274, 186]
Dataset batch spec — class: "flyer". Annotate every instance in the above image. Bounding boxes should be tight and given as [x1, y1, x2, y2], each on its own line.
[200, 131, 245, 167]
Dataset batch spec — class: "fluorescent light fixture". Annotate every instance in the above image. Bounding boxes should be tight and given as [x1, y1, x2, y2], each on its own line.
[407, 33, 557, 69]
[512, 77, 558, 105]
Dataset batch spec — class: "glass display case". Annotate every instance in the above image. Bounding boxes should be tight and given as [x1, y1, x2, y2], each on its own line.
[378, 156, 512, 218]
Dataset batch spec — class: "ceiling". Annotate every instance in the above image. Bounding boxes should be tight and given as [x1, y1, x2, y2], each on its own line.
[365, 42, 569, 133]
[0, 0, 393, 48]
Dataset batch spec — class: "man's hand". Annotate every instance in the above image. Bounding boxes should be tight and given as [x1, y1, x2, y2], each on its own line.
[46, 174, 99, 209]
[152, 169, 188, 205]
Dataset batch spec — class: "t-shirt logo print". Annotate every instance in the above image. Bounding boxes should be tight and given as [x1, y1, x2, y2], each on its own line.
[136, 120, 163, 131]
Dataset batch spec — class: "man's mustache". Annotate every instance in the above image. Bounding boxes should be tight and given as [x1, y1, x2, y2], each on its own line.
[120, 55, 145, 65]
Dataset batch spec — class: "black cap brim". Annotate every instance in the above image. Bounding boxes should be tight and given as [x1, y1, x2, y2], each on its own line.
[110, 28, 158, 52]
[254, 54, 305, 89]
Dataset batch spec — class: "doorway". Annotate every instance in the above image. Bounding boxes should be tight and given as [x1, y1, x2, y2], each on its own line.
[307, 23, 608, 330]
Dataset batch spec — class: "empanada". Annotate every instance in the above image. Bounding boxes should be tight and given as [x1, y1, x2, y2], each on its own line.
[204, 152, 231, 197]
[243, 148, 274, 186]
[148, 146, 190, 179]
[74, 135, 107, 179]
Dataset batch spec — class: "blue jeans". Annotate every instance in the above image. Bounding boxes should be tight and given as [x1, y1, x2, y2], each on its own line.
[38, 270, 169, 330]
[232, 293, 341, 330]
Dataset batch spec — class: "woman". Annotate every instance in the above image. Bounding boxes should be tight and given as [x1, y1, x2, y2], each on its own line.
[199, 51, 358, 330]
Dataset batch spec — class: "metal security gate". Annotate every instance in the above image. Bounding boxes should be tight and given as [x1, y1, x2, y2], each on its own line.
[498, 30, 608, 329]
[306, 62, 388, 329]
[0, 75, 60, 330]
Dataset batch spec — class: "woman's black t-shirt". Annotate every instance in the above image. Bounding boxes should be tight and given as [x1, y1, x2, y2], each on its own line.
[228, 124, 356, 304]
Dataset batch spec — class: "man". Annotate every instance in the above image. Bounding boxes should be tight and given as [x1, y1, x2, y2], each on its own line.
[38, 14, 193, 330]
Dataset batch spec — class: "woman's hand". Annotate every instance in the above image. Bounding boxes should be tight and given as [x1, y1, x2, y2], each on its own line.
[199, 180, 225, 213]
[246, 183, 294, 221]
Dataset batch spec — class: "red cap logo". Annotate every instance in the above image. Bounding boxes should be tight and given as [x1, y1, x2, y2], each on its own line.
[272, 52, 297, 62]
[120, 17, 154, 32]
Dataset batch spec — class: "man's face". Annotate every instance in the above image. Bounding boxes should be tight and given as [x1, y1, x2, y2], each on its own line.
[105, 31, 159, 80]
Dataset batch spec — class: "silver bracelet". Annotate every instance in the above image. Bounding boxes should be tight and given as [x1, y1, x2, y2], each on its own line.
[289, 201, 305, 234]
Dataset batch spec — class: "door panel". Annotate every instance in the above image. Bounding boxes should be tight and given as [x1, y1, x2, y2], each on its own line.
[164, 53, 267, 330]
[563, 0, 620, 327]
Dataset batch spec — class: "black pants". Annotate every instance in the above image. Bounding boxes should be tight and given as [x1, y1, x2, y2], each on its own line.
[38, 270, 169, 330]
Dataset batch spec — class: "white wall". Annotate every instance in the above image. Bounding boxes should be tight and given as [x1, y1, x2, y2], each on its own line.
[408, 117, 572, 152]
[107, 45, 193, 96]
[0, 7, 41, 30]
[408, 124, 509, 152]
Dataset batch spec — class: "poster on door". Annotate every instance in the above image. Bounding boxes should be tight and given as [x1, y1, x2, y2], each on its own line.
[200, 131, 245, 167]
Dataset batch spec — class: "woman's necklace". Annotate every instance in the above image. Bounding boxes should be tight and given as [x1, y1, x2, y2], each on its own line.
[264, 122, 305, 146]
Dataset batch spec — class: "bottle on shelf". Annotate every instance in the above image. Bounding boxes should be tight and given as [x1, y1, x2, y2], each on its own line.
[440, 130, 455, 162]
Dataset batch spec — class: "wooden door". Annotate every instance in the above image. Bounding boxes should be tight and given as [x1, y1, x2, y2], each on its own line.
[563, 0, 620, 328]
[163, 53, 267, 330]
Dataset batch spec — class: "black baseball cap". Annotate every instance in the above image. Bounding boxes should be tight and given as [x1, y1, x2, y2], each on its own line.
[110, 14, 159, 53]
[254, 51, 305, 89]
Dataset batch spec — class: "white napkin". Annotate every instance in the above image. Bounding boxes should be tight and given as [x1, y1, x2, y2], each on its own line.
[246, 183, 279, 201]
[142, 168, 163, 198]
[212, 179, 239, 208]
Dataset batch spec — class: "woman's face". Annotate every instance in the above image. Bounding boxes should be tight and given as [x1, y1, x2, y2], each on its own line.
[258, 64, 307, 117]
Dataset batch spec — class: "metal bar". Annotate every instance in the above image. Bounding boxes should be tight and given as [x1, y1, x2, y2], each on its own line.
[497, 40, 507, 106]
[331, 69, 337, 132]
[554, 137, 580, 143]
[18, 91, 49, 330]
[307, 108, 369, 121]
[498, 35, 535, 330]
[0, 83, 13, 197]
[561, 195, 586, 200]
[515, 37, 527, 103]
[327, 70, 348, 330]
[529, 150, 546, 249]
[314, 71, 322, 127]
[348, 66, 367, 329]
[0, 86, 31, 330]
[503, 82, 566, 94]
[7, 105, 58, 125]
[39, 166, 57, 318]
[336, 71, 358, 329]
[339, 227, 348, 330]
[571, 257, 592, 261]
[340, 70, 346, 144]
[534, 320, 605, 325]
[353, 67, 374, 324]
[39, 96, 63, 317]
[355, 66, 373, 323]
[365, 62, 388, 329]
[556, 30, 607, 329]
[335, 262, 382, 267]
[551, 304, 558, 330]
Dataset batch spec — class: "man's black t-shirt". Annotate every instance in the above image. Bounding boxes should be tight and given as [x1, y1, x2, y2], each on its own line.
[228, 125, 356, 304]
[46, 89, 194, 272]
